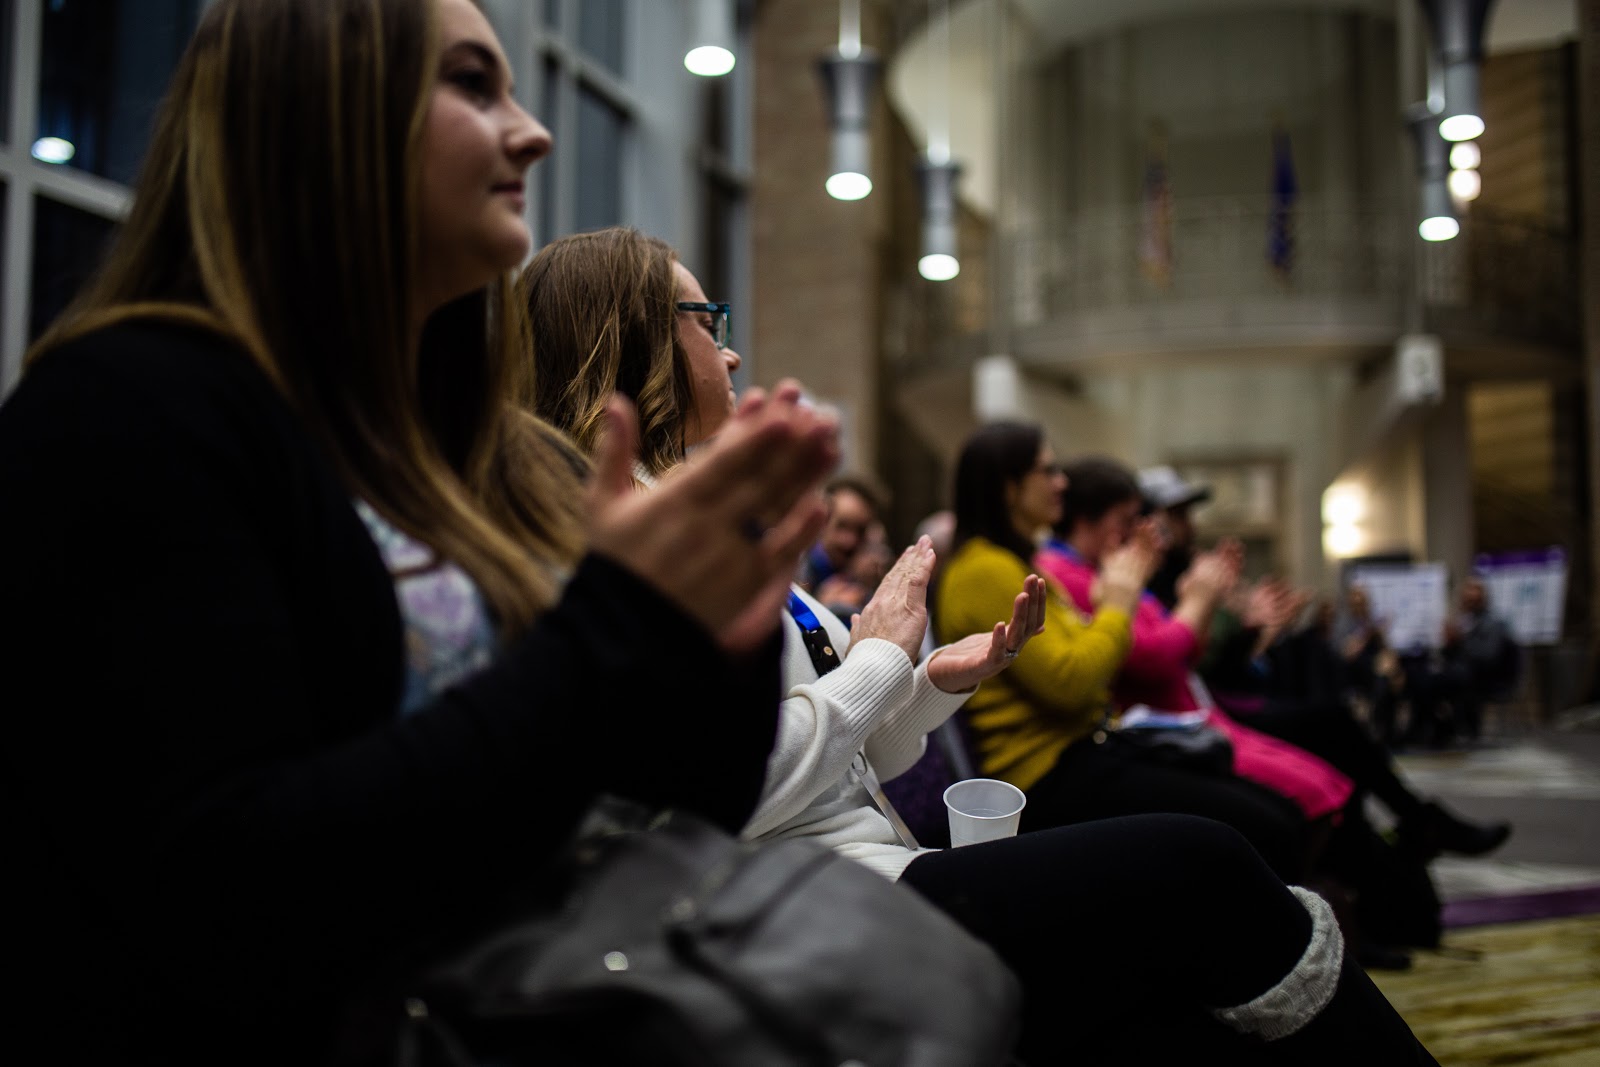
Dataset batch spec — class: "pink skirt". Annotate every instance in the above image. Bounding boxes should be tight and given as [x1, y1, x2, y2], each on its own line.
[1208, 710, 1353, 820]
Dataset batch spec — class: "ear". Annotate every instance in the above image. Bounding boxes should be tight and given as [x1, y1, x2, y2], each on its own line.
[1003, 478, 1020, 511]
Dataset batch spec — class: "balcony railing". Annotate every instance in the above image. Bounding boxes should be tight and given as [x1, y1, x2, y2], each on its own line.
[1010, 196, 1407, 329]
[1417, 208, 1581, 346]
[897, 197, 1580, 375]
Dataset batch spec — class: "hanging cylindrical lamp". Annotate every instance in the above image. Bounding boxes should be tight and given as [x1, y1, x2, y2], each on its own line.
[684, 0, 736, 77]
[1419, 0, 1494, 142]
[817, 0, 881, 200]
[918, 158, 962, 280]
[914, 0, 960, 280]
[1408, 103, 1458, 241]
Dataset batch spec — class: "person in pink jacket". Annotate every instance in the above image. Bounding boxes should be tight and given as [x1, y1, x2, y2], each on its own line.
[1035, 457, 1351, 822]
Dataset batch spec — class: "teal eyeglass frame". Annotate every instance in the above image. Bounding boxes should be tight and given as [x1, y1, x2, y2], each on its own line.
[675, 301, 732, 349]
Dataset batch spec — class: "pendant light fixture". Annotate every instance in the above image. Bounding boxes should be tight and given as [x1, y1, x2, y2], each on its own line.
[1408, 103, 1458, 241]
[1420, 0, 1494, 142]
[684, 0, 736, 77]
[817, 0, 881, 200]
[916, 0, 961, 280]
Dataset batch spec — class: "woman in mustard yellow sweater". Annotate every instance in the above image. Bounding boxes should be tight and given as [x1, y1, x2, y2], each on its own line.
[937, 422, 1314, 881]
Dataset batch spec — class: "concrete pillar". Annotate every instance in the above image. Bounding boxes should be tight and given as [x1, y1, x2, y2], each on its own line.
[1582, 2, 1600, 617]
[1423, 385, 1473, 584]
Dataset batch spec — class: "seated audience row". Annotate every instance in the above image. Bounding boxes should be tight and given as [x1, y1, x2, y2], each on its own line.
[0, 1, 1439, 1063]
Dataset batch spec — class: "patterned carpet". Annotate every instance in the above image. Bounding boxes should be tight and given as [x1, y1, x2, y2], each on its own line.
[1369, 732, 1600, 1065]
[1371, 915, 1600, 1066]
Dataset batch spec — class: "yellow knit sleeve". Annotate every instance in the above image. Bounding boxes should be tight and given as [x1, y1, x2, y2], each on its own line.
[938, 539, 1133, 721]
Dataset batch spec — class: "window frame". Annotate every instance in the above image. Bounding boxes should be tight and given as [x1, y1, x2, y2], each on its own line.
[0, 0, 139, 394]
[530, 0, 640, 247]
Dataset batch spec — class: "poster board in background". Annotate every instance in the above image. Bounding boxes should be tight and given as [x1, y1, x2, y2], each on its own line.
[1346, 562, 1450, 652]
[1473, 547, 1567, 645]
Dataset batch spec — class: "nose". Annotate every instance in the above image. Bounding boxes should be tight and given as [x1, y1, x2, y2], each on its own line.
[508, 102, 553, 169]
[724, 346, 742, 373]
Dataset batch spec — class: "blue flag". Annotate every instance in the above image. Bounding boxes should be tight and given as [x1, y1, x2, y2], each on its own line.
[1268, 128, 1296, 278]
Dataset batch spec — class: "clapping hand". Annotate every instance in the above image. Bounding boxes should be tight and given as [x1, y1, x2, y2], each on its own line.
[1095, 519, 1162, 611]
[926, 574, 1048, 693]
[848, 536, 937, 663]
[587, 382, 838, 654]
[1178, 538, 1244, 603]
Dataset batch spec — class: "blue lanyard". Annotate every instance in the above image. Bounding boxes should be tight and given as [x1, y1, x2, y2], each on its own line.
[786, 592, 918, 848]
[786, 591, 823, 631]
[786, 591, 843, 675]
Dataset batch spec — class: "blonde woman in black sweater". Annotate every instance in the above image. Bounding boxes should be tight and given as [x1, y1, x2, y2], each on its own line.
[0, 2, 839, 1062]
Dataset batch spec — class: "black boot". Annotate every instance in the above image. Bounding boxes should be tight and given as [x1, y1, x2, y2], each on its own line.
[1399, 801, 1511, 861]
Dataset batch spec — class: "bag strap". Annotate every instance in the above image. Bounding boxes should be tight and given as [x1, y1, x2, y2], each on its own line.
[786, 592, 919, 850]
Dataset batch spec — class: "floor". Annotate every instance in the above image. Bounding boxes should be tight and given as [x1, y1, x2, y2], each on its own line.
[1367, 718, 1600, 1065]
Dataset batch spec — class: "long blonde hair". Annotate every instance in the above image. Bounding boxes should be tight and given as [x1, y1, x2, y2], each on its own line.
[29, 0, 583, 633]
[516, 228, 693, 476]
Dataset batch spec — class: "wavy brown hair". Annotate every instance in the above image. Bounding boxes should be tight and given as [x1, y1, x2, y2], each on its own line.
[516, 227, 694, 476]
[28, 0, 583, 633]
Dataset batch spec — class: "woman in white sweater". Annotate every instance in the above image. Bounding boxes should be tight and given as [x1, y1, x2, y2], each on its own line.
[517, 226, 1439, 1067]
[746, 536, 1038, 878]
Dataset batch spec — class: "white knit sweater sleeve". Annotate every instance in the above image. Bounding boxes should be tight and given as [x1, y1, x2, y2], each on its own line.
[863, 650, 970, 782]
[740, 592, 915, 840]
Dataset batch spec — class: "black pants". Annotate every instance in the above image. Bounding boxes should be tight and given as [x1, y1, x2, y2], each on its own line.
[1017, 733, 1313, 881]
[1404, 659, 1480, 745]
[1237, 700, 1423, 822]
[900, 815, 1308, 1065]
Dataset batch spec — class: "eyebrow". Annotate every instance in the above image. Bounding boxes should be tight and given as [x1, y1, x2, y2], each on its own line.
[442, 40, 514, 92]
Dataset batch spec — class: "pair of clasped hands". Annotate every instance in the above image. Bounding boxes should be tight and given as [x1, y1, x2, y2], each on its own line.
[588, 379, 1045, 692]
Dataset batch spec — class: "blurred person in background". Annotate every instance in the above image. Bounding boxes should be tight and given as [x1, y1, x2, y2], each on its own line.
[1140, 464, 1211, 611]
[1335, 584, 1408, 743]
[799, 474, 885, 596]
[1402, 577, 1519, 748]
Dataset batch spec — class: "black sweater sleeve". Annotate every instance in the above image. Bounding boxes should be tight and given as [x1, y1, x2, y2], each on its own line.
[0, 328, 779, 1054]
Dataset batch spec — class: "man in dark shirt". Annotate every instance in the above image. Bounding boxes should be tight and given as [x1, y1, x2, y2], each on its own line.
[1405, 578, 1518, 746]
[1139, 465, 1211, 611]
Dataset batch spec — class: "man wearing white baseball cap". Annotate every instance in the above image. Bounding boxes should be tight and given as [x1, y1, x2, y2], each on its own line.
[1140, 465, 1212, 609]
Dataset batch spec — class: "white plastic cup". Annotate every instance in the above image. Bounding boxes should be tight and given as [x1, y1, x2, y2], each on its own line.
[943, 778, 1026, 847]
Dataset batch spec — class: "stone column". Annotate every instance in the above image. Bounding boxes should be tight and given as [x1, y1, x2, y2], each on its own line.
[1583, 3, 1600, 615]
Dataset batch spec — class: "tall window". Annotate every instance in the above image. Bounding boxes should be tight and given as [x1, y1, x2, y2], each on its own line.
[694, 4, 752, 366]
[533, 0, 636, 245]
[0, 0, 203, 393]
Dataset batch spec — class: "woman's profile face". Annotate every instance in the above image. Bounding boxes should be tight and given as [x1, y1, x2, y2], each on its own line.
[674, 261, 743, 447]
[416, 0, 551, 312]
[1008, 444, 1066, 536]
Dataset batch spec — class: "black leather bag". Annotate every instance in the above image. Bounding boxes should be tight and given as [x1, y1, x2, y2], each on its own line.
[1108, 717, 1235, 775]
[392, 800, 1021, 1067]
